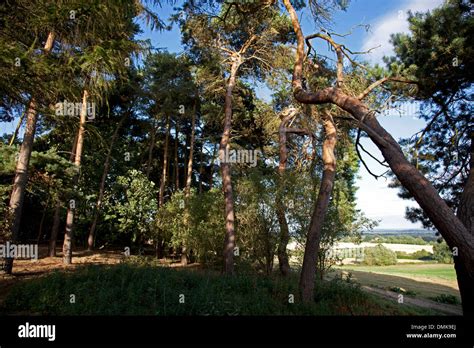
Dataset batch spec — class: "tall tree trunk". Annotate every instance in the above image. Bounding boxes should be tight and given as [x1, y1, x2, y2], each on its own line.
[299, 111, 337, 302]
[36, 195, 50, 244]
[276, 110, 295, 276]
[87, 113, 128, 250]
[9, 107, 27, 146]
[62, 89, 89, 265]
[159, 116, 170, 207]
[181, 103, 197, 266]
[220, 59, 241, 275]
[198, 145, 204, 194]
[185, 102, 197, 197]
[49, 136, 77, 258]
[174, 122, 179, 191]
[209, 142, 217, 190]
[283, 0, 474, 313]
[2, 32, 55, 274]
[457, 132, 474, 315]
[49, 200, 61, 257]
[146, 119, 157, 179]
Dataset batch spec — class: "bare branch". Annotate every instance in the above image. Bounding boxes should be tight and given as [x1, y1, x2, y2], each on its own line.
[356, 128, 389, 180]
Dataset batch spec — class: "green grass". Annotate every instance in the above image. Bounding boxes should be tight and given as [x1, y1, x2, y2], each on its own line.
[332, 263, 460, 303]
[336, 263, 457, 281]
[0, 261, 441, 316]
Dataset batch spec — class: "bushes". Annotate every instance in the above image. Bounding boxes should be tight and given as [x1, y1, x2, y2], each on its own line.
[433, 241, 454, 264]
[362, 244, 397, 266]
[395, 249, 433, 260]
[431, 294, 459, 305]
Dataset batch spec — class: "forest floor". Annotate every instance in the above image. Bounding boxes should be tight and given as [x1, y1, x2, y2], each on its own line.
[0, 246, 194, 308]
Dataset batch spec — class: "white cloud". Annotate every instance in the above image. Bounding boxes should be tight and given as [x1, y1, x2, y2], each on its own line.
[362, 0, 444, 63]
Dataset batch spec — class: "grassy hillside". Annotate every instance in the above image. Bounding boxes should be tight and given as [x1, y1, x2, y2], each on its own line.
[1, 262, 443, 316]
[334, 264, 460, 303]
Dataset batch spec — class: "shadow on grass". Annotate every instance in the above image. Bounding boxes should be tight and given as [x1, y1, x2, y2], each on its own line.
[0, 261, 446, 316]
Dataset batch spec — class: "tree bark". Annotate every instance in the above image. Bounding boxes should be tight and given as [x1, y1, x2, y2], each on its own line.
[49, 137, 77, 258]
[174, 122, 180, 191]
[159, 116, 170, 207]
[146, 119, 157, 179]
[276, 110, 296, 276]
[198, 145, 204, 194]
[87, 112, 128, 250]
[2, 32, 55, 274]
[220, 59, 241, 275]
[181, 103, 197, 266]
[48, 200, 61, 257]
[36, 195, 50, 244]
[185, 102, 197, 197]
[299, 111, 337, 302]
[9, 107, 27, 146]
[62, 89, 89, 265]
[457, 131, 474, 315]
[283, 0, 474, 313]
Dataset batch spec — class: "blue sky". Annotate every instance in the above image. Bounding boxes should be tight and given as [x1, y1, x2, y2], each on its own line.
[1, 0, 445, 229]
[140, 0, 443, 229]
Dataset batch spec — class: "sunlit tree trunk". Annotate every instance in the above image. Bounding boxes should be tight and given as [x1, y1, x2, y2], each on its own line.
[2, 32, 55, 274]
[185, 102, 197, 197]
[283, 0, 474, 314]
[62, 89, 89, 265]
[181, 103, 197, 266]
[299, 111, 337, 302]
[220, 59, 241, 275]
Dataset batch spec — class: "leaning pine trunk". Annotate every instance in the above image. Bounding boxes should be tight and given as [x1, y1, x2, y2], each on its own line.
[456, 133, 474, 315]
[62, 89, 89, 265]
[283, 0, 474, 314]
[2, 32, 55, 274]
[87, 113, 128, 250]
[299, 111, 337, 302]
[220, 59, 241, 275]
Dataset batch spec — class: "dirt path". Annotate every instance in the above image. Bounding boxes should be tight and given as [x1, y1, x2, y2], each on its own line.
[0, 247, 200, 307]
[361, 285, 462, 315]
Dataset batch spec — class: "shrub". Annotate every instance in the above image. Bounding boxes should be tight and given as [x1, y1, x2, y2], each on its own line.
[431, 294, 459, 305]
[411, 249, 433, 260]
[396, 249, 433, 260]
[362, 244, 397, 266]
[433, 241, 454, 264]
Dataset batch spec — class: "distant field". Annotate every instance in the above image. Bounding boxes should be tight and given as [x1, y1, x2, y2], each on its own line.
[333, 263, 460, 302]
[336, 263, 456, 281]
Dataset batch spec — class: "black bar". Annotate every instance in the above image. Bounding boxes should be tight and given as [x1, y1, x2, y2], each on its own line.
[0, 316, 472, 346]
